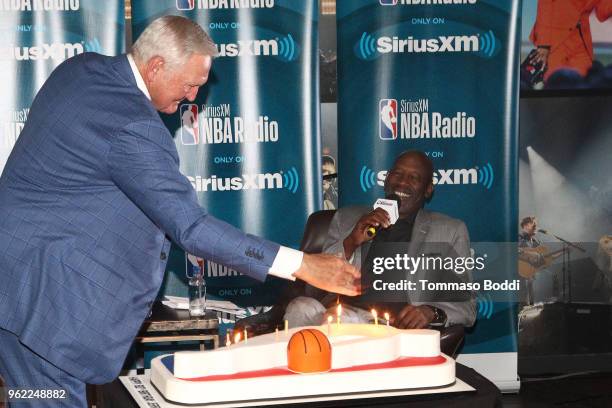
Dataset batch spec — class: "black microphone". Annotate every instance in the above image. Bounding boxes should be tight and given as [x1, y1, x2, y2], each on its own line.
[538, 229, 548, 234]
[366, 193, 401, 238]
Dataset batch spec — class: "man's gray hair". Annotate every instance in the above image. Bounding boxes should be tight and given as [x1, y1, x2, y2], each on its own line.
[132, 15, 218, 70]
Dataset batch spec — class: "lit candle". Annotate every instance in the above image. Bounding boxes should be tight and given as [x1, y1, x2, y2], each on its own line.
[371, 309, 378, 326]
[234, 332, 241, 344]
[384, 312, 390, 327]
[226, 333, 231, 347]
[284, 319, 289, 336]
[244, 328, 248, 344]
[275, 327, 279, 341]
[336, 304, 342, 326]
[327, 315, 333, 336]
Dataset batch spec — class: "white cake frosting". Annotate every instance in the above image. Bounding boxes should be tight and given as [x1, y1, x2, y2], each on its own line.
[150, 324, 455, 405]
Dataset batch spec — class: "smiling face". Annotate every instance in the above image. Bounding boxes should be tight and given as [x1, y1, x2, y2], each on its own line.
[145, 53, 212, 114]
[383, 152, 434, 219]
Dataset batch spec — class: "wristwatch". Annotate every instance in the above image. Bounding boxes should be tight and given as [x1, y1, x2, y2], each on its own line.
[428, 306, 447, 327]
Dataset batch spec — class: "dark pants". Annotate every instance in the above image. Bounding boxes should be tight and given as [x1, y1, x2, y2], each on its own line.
[0, 328, 86, 407]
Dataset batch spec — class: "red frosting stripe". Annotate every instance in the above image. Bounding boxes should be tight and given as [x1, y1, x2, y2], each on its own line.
[179, 355, 447, 382]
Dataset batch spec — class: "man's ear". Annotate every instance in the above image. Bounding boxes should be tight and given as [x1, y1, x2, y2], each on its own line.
[425, 182, 434, 199]
[144, 56, 165, 83]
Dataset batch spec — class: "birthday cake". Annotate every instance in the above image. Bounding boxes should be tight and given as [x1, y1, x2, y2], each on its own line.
[150, 324, 455, 405]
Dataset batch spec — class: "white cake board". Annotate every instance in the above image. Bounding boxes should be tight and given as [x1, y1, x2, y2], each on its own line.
[147, 325, 472, 405]
[120, 371, 475, 408]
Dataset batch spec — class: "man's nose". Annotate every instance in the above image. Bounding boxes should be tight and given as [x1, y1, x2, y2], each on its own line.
[394, 177, 410, 188]
[186, 87, 199, 102]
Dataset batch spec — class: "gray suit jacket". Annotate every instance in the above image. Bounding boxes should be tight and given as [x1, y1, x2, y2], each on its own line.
[322, 206, 476, 327]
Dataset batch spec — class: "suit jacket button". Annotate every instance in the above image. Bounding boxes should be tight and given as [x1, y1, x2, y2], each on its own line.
[160, 252, 167, 260]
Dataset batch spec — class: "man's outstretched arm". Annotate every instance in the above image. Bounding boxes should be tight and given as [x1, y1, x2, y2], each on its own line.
[108, 120, 361, 296]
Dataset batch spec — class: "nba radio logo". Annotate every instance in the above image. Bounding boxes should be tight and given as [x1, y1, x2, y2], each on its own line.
[176, 0, 195, 10]
[180, 104, 199, 145]
[380, 0, 397, 5]
[379, 99, 397, 140]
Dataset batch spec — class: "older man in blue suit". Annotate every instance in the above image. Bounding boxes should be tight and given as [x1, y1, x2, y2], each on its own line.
[0, 16, 359, 407]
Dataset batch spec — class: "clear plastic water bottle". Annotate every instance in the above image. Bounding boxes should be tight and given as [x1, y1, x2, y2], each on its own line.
[188, 265, 206, 317]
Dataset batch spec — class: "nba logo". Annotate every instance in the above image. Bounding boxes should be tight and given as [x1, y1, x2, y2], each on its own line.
[379, 0, 397, 5]
[180, 104, 199, 145]
[379, 99, 397, 140]
[176, 0, 195, 10]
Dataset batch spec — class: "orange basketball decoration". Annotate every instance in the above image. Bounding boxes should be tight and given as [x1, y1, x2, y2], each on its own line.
[287, 328, 332, 373]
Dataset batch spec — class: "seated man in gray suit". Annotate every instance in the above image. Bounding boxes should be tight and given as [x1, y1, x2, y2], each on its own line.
[285, 150, 476, 329]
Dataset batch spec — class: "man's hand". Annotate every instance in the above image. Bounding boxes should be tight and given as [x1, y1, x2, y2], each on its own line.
[529, 46, 549, 69]
[343, 208, 391, 259]
[392, 305, 435, 329]
[293, 253, 361, 296]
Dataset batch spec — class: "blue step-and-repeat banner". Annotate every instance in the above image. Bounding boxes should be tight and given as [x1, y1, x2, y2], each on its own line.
[336, 0, 521, 387]
[131, 0, 321, 309]
[0, 0, 125, 172]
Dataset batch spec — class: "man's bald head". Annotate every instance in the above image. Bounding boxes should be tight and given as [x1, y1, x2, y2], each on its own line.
[392, 151, 434, 183]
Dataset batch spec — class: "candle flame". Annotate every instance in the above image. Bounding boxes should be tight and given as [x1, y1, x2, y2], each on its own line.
[327, 315, 333, 323]
[337, 304, 342, 316]
[384, 312, 390, 321]
[371, 309, 377, 318]
[234, 332, 241, 343]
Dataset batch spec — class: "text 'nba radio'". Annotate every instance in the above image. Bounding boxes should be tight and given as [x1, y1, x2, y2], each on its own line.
[179, 103, 279, 146]
[379, 98, 476, 141]
[175, 0, 274, 11]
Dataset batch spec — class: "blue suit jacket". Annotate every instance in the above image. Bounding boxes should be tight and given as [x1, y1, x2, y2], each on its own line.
[0, 53, 279, 383]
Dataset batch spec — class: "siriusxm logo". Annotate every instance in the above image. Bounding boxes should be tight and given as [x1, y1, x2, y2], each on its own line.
[188, 167, 300, 193]
[476, 293, 494, 319]
[380, 0, 476, 5]
[357, 30, 498, 59]
[359, 163, 495, 192]
[180, 103, 280, 145]
[176, 0, 274, 10]
[432, 164, 495, 188]
[217, 34, 297, 61]
[0, 38, 101, 61]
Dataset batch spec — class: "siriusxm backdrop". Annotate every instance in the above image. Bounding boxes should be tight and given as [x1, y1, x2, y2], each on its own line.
[131, 0, 320, 307]
[0, 0, 125, 172]
[336, 0, 520, 387]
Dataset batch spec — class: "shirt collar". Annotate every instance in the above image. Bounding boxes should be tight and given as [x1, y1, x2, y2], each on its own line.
[127, 53, 151, 101]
